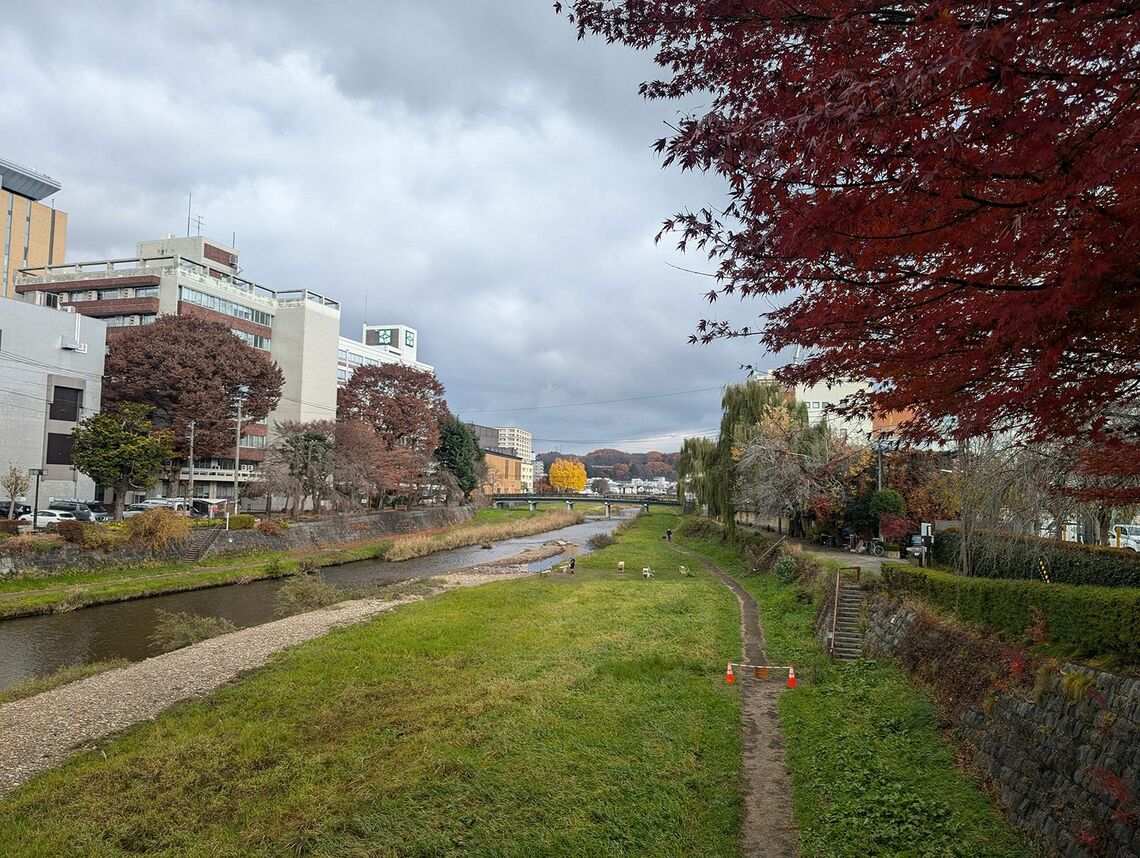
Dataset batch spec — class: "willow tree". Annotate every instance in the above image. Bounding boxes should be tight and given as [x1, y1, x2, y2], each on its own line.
[675, 436, 715, 507]
[698, 379, 808, 532]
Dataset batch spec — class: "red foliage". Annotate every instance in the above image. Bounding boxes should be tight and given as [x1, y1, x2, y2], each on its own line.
[878, 512, 910, 542]
[563, 1, 1140, 498]
[104, 315, 283, 458]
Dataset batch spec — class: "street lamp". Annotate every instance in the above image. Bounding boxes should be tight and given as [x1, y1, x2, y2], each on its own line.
[232, 386, 249, 512]
[28, 468, 45, 533]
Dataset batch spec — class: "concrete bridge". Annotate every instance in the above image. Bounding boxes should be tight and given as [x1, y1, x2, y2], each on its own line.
[490, 494, 682, 515]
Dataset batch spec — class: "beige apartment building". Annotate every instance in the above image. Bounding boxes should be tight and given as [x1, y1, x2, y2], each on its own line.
[1, 157, 67, 299]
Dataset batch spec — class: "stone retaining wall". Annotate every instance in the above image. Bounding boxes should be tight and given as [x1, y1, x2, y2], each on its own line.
[865, 595, 1140, 857]
[0, 507, 474, 577]
[205, 506, 473, 558]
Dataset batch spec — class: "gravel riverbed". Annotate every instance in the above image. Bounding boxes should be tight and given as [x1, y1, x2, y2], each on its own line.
[0, 567, 529, 797]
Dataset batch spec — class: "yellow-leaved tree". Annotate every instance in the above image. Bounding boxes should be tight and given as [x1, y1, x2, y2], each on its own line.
[548, 458, 587, 492]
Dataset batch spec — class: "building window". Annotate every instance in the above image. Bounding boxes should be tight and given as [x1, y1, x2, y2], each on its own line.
[98, 288, 122, 300]
[134, 286, 159, 298]
[348, 352, 364, 366]
[231, 329, 271, 350]
[337, 349, 348, 362]
[49, 386, 83, 422]
[46, 432, 74, 465]
[240, 434, 266, 449]
[404, 330, 415, 347]
[337, 369, 349, 382]
[179, 286, 273, 326]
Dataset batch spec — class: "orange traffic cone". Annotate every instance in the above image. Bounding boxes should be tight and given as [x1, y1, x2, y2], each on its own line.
[725, 661, 735, 684]
[787, 665, 797, 688]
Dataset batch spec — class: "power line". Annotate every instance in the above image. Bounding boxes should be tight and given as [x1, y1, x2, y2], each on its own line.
[456, 386, 725, 416]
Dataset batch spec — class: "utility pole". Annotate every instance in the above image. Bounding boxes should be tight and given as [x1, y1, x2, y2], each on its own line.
[29, 468, 45, 533]
[877, 440, 883, 492]
[232, 386, 248, 512]
[187, 421, 196, 506]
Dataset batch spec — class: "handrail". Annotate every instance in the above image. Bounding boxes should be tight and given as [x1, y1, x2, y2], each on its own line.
[756, 535, 786, 566]
[829, 570, 842, 655]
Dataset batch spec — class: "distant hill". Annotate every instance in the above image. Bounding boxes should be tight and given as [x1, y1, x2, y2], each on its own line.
[536, 448, 679, 481]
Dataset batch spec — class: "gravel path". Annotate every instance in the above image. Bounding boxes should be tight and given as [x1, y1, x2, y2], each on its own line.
[0, 567, 527, 798]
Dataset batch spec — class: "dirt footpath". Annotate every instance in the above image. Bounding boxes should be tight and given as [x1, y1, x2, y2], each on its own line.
[0, 568, 527, 798]
[676, 547, 801, 858]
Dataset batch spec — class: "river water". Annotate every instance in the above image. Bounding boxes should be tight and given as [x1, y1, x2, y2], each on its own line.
[0, 515, 624, 692]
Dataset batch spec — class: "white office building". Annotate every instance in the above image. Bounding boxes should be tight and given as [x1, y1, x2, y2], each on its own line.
[0, 297, 106, 502]
[337, 323, 433, 383]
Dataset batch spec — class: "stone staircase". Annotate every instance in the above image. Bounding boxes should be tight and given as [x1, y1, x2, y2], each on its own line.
[181, 525, 222, 562]
[832, 583, 865, 661]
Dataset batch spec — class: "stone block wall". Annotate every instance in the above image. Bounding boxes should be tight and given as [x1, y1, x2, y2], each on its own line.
[205, 507, 473, 558]
[865, 595, 1140, 857]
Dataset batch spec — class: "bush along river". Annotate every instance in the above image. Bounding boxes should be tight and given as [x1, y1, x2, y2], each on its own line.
[0, 514, 624, 692]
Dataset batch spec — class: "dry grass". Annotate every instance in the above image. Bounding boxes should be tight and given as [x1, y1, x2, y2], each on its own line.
[383, 510, 583, 561]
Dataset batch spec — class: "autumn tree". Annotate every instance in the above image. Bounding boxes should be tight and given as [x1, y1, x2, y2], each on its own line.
[549, 458, 587, 492]
[563, 1, 1140, 499]
[71, 404, 174, 519]
[337, 364, 447, 506]
[332, 419, 386, 510]
[102, 315, 283, 487]
[1, 466, 29, 519]
[735, 409, 867, 536]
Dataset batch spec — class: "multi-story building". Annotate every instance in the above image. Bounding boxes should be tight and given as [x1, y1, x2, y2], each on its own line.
[16, 235, 341, 500]
[497, 427, 534, 493]
[794, 380, 873, 443]
[1, 157, 66, 300]
[467, 423, 535, 493]
[482, 449, 523, 495]
[0, 296, 105, 502]
[337, 323, 432, 384]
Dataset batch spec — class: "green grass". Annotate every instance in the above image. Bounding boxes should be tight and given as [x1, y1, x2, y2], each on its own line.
[0, 511, 745, 856]
[679, 533, 1034, 858]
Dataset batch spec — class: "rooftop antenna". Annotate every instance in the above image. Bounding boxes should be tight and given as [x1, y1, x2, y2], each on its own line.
[191, 214, 205, 236]
[231, 231, 236, 248]
[364, 290, 369, 323]
[186, 193, 192, 237]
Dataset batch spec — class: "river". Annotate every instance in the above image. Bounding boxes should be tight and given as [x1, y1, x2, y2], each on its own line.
[0, 514, 624, 692]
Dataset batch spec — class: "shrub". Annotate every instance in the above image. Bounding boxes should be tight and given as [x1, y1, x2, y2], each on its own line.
[274, 573, 338, 617]
[881, 561, 1140, 663]
[679, 517, 723, 540]
[773, 555, 797, 583]
[587, 532, 616, 550]
[228, 514, 256, 531]
[57, 521, 86, 545]
[82, 525, 124, 551]
[148, 610, 237, 653]
[256, 519, 284, 536]
[0, 520, 17, 536]
[123, 508, 191, 551]
[934, 529, 1140, 587]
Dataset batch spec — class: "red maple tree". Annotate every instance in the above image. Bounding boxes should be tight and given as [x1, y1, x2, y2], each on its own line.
[561, 1, 1140, 497]
[337, 364, 448, 503]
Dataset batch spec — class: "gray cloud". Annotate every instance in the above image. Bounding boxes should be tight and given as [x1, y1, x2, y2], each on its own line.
[1, 0, 775, 454]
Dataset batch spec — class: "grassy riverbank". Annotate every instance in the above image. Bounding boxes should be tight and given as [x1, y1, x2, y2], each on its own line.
[0, 508, 582, 620]
[0, 511, 747, 856]
[678, 533, 1033, 857]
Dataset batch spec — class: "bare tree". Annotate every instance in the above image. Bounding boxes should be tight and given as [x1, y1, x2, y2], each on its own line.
[1, 465, 29, 519]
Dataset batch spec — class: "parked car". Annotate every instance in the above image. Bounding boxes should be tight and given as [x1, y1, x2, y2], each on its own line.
[121, 503, 154, 519]
[48, 501, 98, 522]
[1108, 524, 1140, 551]
[84, 502, 112, 522]
[18, 509, 77, 525]
[0, 501, 31, 519]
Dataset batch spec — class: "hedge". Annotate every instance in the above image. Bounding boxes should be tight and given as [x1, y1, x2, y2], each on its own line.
[228, 514, 257, 531]
[881, 561, 1140, 663]
[933, 529, 1140, 587]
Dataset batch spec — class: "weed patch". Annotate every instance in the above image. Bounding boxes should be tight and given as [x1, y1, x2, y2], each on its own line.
[148, 610, 237, 653]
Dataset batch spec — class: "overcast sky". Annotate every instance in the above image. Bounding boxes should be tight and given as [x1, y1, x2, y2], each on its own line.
[2, 0, 779, 454]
